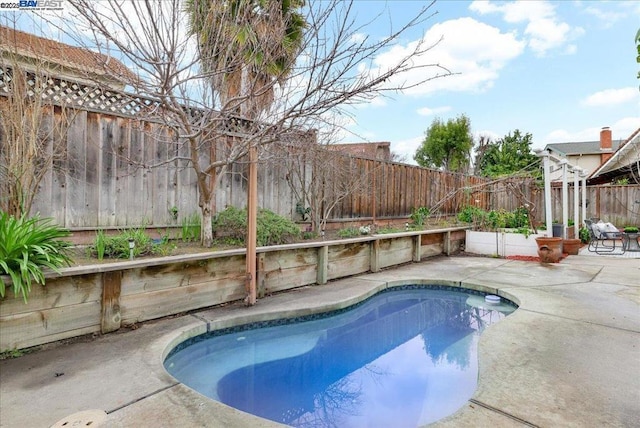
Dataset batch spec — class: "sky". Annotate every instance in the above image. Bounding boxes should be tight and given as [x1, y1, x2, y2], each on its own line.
[341, 0, 640, 163]
[2, 0, 639, 166]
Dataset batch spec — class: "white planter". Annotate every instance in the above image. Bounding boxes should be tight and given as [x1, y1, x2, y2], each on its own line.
[465, 229, 549, 257]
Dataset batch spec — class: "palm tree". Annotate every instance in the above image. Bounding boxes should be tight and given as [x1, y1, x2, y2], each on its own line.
[186, 0, 306, 117]
[186, 0, 306, 305]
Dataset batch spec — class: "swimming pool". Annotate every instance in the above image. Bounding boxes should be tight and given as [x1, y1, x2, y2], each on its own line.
[165, 286, 516, 427]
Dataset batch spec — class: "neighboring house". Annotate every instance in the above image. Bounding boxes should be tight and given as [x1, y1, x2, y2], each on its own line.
[329, 142, 392, 161]
[588, 128, 640, 185]
[0, 25, 135, 91]
[544, 127, 623, 181]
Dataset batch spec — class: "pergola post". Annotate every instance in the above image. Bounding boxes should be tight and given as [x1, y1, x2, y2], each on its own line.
[561, 159, 568, 239]
[538, 150, 554, 237]
[581, 170, 588, 225]
[573, 167, 580, 238]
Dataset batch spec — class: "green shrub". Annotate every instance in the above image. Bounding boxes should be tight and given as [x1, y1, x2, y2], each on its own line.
[485, 208, 528, 230]
[459, 206, 528, 230]
[486, 209, 507, 229]
[0, 212, 72, 302]
[91, 226, 154, 259]
[509, 207, 529, 228]
[95, 229, 107, 260]
[181, 212, 201, 242]
[410, 206, 430, 226]
[302, 231, 318, 240]
[457, 206, 487, 224]
[337, 227, 359, 238]
[624, 226, 639, 233]
[212, 206, 247, 245]
[295, 201, 311, 221]
[257, 209, 300, 245]
[212, 207, 300, 246]
[152, 236, 177, 256]
[579, 226, 590, 244]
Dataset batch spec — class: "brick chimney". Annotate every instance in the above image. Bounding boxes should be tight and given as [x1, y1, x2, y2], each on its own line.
[600, 126, 613, 163]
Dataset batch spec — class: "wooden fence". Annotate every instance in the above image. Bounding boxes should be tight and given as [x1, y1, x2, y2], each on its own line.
[1, 102, 499, 228]
[29, 108, 202, 228]
[1, 98, 638, 229]
[548, 185, 640, 226]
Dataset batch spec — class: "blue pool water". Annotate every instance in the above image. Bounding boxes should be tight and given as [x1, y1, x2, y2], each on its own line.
[164, 286, 516, 427]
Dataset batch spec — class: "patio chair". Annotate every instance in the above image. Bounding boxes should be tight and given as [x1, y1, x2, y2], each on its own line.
[584, 219, 625, 254]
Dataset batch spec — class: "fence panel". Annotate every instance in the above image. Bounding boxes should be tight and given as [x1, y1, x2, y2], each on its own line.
[547, 185, 640, 226]
[3, 99, 638, 229]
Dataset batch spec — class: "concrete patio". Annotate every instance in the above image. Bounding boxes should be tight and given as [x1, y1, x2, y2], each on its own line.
[0, 253, 638, 428]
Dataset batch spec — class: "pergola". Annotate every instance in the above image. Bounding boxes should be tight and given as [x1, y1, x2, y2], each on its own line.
[536, 150, 589, 239]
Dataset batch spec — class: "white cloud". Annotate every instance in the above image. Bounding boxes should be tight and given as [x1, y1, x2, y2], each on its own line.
[613, 117, 640, 139]
[390, 136, 423, 165]
[525, 18, 570, 56]
[541, 117, 640, 147]
[470, 0, 583, 57]
[473, 129, 501, 142]
[369, 97, 388, 107]
[582, 87, 639, 108]
[471, 0, 555, 23]
[351, 33, 367, 43]
[577, 0, 638, 28]
[359, 17, 524, 99]
[416, 106, 451, 116]
[582, 6, 624, 28]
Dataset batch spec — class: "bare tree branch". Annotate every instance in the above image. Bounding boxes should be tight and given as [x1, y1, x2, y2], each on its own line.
[60, 0, 450, 246]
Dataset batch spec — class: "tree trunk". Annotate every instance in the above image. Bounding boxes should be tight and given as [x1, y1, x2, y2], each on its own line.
[201, 203, 213, 248]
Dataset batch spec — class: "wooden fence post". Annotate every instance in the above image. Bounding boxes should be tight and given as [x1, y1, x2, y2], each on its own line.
[444, 231, 451, 256]
[317, 245, 328, 285]
[370, 239, 380, 272]
[101, 271, 122, 333]
[413, 235, 421, 262]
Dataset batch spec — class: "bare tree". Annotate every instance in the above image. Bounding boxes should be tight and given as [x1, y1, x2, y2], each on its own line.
[0, 26, 75, 217]
[472, 134, 493, 176]
[389, 151, 408, 163]
[62, 0, 450, 247]
[279, 138, 374, 233]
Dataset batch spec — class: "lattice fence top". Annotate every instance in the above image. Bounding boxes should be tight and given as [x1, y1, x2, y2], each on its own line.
[0, 67, 162, 118]
[0, 68, 312, 141]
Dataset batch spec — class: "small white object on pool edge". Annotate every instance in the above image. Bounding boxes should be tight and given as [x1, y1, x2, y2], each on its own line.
[485, 295, 501, 305]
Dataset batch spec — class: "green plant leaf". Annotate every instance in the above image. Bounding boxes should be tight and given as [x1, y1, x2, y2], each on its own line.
[0, 211, 72, 302]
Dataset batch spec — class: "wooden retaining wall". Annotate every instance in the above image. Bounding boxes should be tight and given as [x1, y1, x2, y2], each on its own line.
[0, 227, 467, 352]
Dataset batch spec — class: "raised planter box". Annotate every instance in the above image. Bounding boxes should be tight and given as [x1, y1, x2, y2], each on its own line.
[0, 227, 469, 352]
[465, 229, 549, 257]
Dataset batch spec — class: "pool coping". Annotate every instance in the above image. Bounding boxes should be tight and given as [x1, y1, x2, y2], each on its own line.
[159, 278, 521, 361]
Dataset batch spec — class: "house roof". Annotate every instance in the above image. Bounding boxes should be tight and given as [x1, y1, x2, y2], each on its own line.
[589, 128, 640, 183]
[544, 140, 622, 156]
[0, 25, 135, 86]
